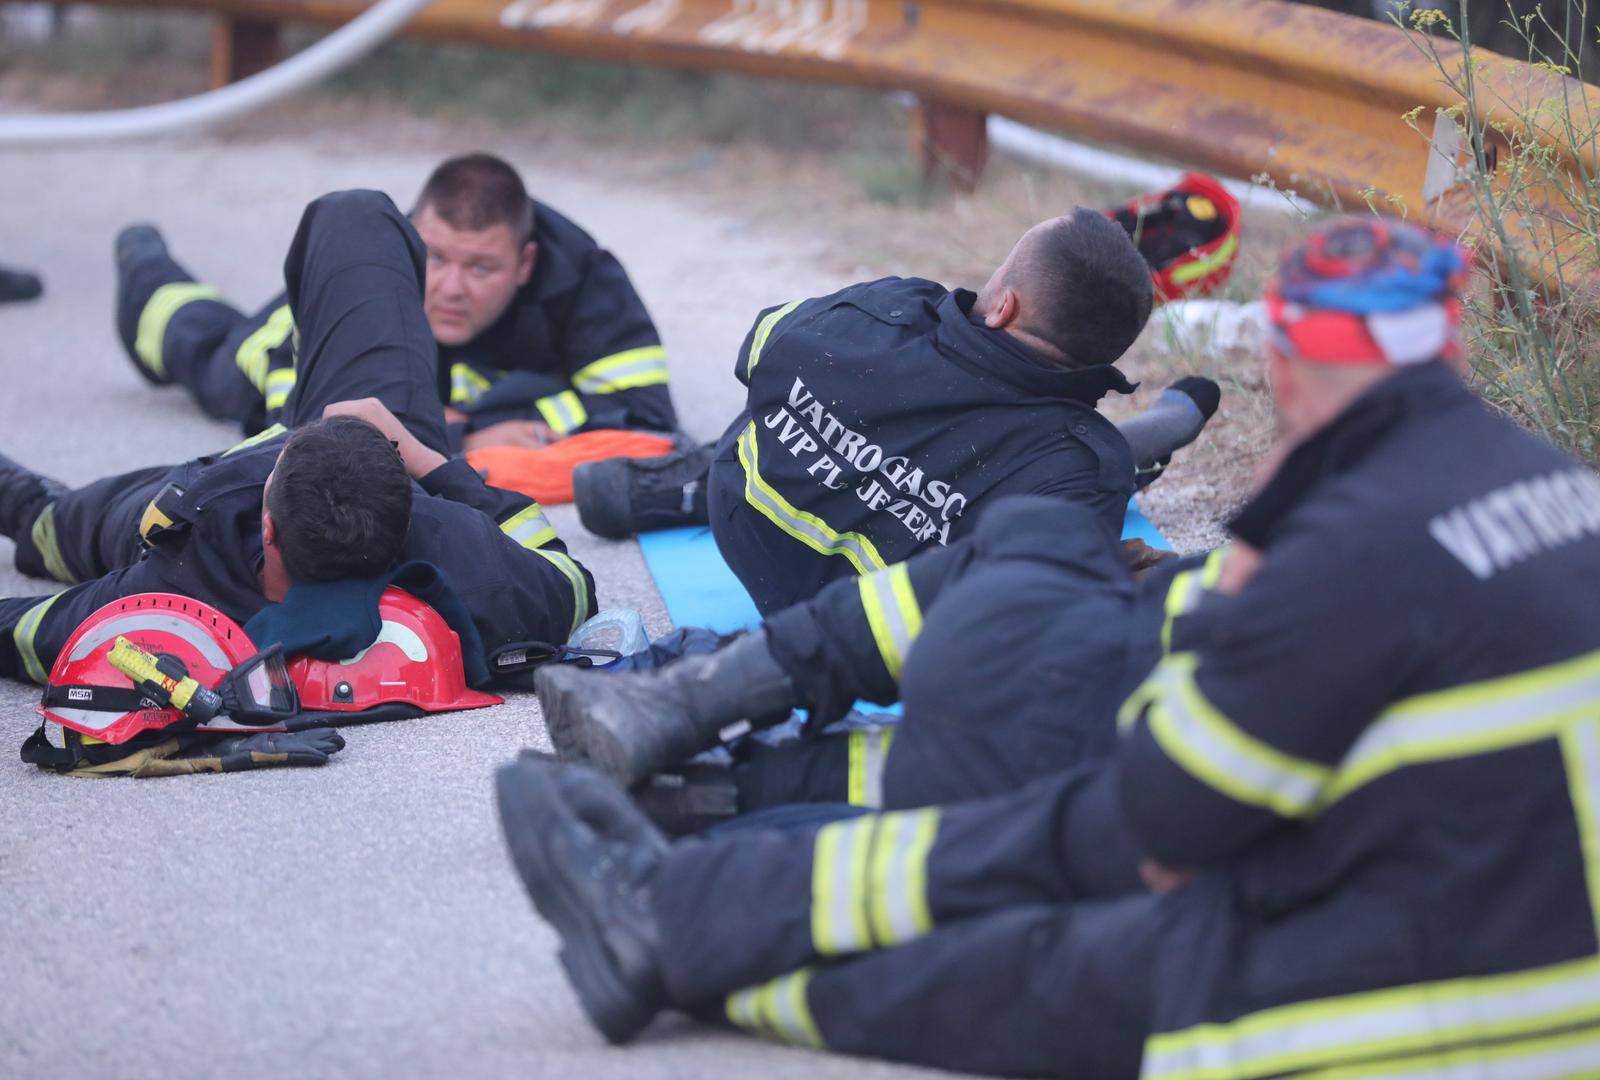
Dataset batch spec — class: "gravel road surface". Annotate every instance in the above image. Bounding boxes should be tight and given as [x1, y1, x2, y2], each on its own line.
[0, 125, 957, 1080]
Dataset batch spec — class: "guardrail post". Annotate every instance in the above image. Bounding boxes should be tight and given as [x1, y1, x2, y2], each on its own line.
[910, 96, 989, 193]
[209, 14, 283, 87]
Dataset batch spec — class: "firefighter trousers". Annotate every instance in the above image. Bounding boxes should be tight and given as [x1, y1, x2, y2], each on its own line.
[115, 192, 449, 448]
[17, 190, 451, 588]
[733, 496, 1164, 814]
[115, 238, 287, 429]
[653, 765, 1165, 1077]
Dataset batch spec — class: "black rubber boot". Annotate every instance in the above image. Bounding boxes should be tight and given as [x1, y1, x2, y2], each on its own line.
[495, 755, 669, 1044]
[1116, 376, 1221, 489]
[0, 452, 65, 542]
[573, 441, 713, 540]
[536, 630, 798, 788]
[0, 265, 42, 304]
[114, 224, 172, 384]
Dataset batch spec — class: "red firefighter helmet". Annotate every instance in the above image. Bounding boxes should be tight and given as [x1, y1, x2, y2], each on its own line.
[1108, 172, 1243, 303]
[41, 592, 261, 745]
[290, 587, 502, 715]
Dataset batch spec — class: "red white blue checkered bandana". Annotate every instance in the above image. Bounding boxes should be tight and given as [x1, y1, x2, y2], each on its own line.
[1267, 218, 1470, 366]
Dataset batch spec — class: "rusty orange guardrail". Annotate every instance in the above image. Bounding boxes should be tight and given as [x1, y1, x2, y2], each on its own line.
[14, 0, 1599, 286]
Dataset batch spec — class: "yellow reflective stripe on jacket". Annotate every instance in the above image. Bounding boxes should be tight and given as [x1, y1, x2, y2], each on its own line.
[1140, 954, 1600, 1080]
[450, 363, 493, 406]
[736, 422, 886, 576]
[1307, 1021, 1600, 1080]
[534, 548, 592, 637]
[134, 283, 220, 379]
[1144, 653, 1332, 818]
[571, 346, 669, 394]
[1321, 646, 1600, 810]
[1168, 233, 1240, 286]
[535, 390, 588, 436]
[810, 808, 940, 956]
[234, 304, 294, 392]
[499, 502, 558, 550]
[744, 300, 802, 379]
[725, 968, 825, 1048]
[13, 592, 62, 685]
[1160, 549, 1227, 655]
[263, 367, 296, 413]
[1141, 649, 1600, 1080]
[858, 563, 923, 680]
[221, 422, 287, 458]
[28, 503, 75, 585]
[846, 726, 895, 808]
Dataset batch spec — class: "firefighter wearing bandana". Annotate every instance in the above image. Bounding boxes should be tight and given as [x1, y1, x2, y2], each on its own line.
[495, 218, 1600, 1078]
[112, 153, 676, 452]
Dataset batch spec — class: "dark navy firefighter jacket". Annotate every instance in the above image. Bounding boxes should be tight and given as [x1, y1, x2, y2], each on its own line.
[1115, 363, 1600, 1077]
[0, 435, 596, 688]
[249, 200, 678, 445]
[706, 276, 1137, 614]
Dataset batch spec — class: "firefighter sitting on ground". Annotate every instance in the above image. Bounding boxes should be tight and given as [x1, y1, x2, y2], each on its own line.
[0, 190, 594, 699]
[495, 217, 1600, 1077]
[572, 207, 1219, 615]
[536, 492, 1184, 834]
[115, 152, 677, 453]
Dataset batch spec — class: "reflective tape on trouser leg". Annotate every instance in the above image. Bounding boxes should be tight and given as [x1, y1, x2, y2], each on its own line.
[234, 304, 295, 391]
[847, 726, 895, 808]
[810, 808, 941, 956]
[134, 282, 220, 380]
[28, 503, 76, 584]
[725, 968, 825, 1048]
[13, 592, 62, 685]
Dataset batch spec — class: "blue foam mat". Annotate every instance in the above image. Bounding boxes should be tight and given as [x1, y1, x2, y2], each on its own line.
[639, 497, 1170, 638]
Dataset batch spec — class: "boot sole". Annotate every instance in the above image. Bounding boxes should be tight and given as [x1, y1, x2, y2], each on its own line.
[573, 459, 636, 540]
[494, 761, 657, 1044]
[536, 666, 656, 788]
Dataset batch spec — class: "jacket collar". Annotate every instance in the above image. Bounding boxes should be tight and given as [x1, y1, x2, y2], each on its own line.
[1230, 361, 1468, 547]
[935, 290, 1136, 404]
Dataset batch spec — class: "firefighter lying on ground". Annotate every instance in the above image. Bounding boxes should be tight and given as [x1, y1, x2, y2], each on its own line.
[0, 190, 594, 690]
[494, 217, 1600, 1077]
[571, 208, 1219, 615]
[114, 152, 677, 453]
[535, 495, 1189, 833]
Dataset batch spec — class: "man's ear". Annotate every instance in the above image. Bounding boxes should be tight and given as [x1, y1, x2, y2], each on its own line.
[260, 508, 277, 550]
[983, 286, 1020, 330]
[516, 241, 537, 287]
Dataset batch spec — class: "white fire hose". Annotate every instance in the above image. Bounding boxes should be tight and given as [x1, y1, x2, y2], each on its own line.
[0, 0, 434, 145]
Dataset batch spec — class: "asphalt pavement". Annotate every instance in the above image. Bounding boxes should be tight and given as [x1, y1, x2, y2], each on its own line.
[0, 126, 954, 1079]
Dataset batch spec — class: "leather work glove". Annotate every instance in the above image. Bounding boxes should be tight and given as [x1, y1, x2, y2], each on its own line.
[66, 729, 346, 778]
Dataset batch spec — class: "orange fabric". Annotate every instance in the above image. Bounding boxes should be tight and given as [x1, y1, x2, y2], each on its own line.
[466, 430, 677, 505]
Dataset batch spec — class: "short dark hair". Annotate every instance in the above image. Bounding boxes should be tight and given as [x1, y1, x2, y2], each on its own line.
[267, 417, 413, 583]
[1012, 208, 1154, 368]
[413, 153, 535, 242]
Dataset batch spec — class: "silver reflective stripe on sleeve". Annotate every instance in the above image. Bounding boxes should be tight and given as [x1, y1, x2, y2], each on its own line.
[499, 502, 557, 550]
[858, 563, 923, 679]
[536, 390, 588, 436]
[572, 346, 669, 394]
